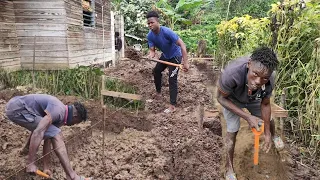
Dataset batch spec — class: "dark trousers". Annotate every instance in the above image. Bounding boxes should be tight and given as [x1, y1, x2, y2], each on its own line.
[152, 54, 182, 106]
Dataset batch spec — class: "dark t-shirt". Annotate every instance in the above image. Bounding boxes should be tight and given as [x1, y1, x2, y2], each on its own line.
[218, 56, 275, 104]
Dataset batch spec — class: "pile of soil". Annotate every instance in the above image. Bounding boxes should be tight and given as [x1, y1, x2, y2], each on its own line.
[125, 47, 143, 61]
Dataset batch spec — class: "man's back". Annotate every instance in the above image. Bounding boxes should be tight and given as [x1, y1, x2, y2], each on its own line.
[6, 94, 65, 125]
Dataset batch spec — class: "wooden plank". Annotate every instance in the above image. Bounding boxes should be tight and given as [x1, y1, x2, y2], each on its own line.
[21, 56, 68, 62]
[0, 38, 19, 45]
[19, 44, 67, 51]
[101, 90, 142, 101]
[0, 51, 20, 60]
[14, 9, 66, 17]
[21, 63, 69, 70]
[67, 24, 84, 32]
[0, 32, 17, 38]
[18, 37, 67, 44]
[15, 17, 66, 24]
[0, 45, 19, 52]
[66, 13, 83, 21]
[13, 1, 65, 9]
[16, 30, 66, 37]
[66, 17, 83, 26]
[271, 103, 288, 118]
[16, 24, 67, 31]
[0, 23, 16, 30]
[0, 15, 15, 23]
[0, 59, 21, 69]
[69, 53, 112, 63]
[67, 31, 84, 38]
[68, 48, 111, 58]
[20, 50, 68, 57]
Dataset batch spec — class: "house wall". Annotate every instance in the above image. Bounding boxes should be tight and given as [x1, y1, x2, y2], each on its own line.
[65, 0, 113, 68]
[0, 0, 21, 70]
[13, 0, 69, 70]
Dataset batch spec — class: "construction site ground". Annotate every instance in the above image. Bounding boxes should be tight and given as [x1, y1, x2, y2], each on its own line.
[0, 57, 319, 180]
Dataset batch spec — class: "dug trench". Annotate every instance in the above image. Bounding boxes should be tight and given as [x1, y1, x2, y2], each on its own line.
[0, 58, 223, 180]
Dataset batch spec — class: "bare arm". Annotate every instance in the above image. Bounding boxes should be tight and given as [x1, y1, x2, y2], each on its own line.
[217, 88, 262, 130]
[261, 97, 271, 136]
[148, 46, 156, 58]
[217, 89, 251, 120]
[27, 115, 51, 165]
[176, 39, 188, 64]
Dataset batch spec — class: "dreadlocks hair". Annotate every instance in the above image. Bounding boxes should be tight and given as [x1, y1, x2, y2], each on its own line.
[250, 46, 279, 72]
[146, 10, 159, 19]
[74, 102, 87, 121]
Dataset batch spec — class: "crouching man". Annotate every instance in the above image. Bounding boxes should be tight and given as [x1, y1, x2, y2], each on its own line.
[217, 47, 284, 180]
[5, 94, 92, 180]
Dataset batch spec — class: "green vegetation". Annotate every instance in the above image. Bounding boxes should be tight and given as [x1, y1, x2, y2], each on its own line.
[0, 67, 143, 110]
[111, 0, 320, 155]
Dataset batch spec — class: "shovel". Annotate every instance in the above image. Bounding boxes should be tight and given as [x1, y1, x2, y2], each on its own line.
[142, 57, 183, 70]
[251, 122, 264, 166]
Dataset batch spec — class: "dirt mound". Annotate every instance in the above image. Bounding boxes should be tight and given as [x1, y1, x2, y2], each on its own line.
[125, 47, 143, 61]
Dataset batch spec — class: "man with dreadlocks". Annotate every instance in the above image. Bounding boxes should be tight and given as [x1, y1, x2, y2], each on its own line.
[217, 47, 284, 180]
[5, 94, 92, 180]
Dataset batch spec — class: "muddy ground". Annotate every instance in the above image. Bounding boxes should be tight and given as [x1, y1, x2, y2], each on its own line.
[0, 58, 319, 180]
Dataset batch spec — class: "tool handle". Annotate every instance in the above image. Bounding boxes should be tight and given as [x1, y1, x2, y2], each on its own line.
[143, 57, 183, 69]
[251, 123, 264, 135]
[253, 134, 260, 165]
[36, 170, 50, 178]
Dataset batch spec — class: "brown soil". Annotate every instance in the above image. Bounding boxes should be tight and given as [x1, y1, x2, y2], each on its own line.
[0, 59, 222, 180]
[0, 58, 318, 180]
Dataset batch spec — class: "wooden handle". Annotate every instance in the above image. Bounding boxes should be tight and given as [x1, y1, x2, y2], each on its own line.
[36, 170, 50, 178]
[144, 58, 183, 69]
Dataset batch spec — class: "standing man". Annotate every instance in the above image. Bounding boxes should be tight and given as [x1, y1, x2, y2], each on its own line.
[5, 94, 92, 180]
[146, 10, 189, 113]
[216, 47, 284, 180]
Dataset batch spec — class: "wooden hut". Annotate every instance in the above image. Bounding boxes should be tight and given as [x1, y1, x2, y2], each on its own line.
[0, 0, 116, 70]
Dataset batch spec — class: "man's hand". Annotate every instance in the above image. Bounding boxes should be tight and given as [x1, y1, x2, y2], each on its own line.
[26, 163, 38, 174]
[43, 169, 52, 177]
[147, 52, 155, 59]
[247, 115, 263, 131]
[263, 133, 272, 153]
[182, 60, 189, 72]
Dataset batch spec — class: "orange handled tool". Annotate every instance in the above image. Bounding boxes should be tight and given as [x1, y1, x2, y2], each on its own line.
[36, 170, 50, 179]
[143, 57, 183, 70]
[251, 122, 264, 165]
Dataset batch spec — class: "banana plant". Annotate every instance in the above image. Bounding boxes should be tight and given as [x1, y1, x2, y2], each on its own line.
[153, 0, 203, 30]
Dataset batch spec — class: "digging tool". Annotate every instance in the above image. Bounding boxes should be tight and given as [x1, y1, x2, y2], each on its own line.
[251, 122, 264, 166]
[36, 170, 53, 179]
[142, 57, 183, 70]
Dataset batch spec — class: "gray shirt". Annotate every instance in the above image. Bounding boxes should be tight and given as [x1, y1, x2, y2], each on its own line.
[5, 94, 66, 138]
[218, 56, 275, 104]
[18, 94, 66, 126]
